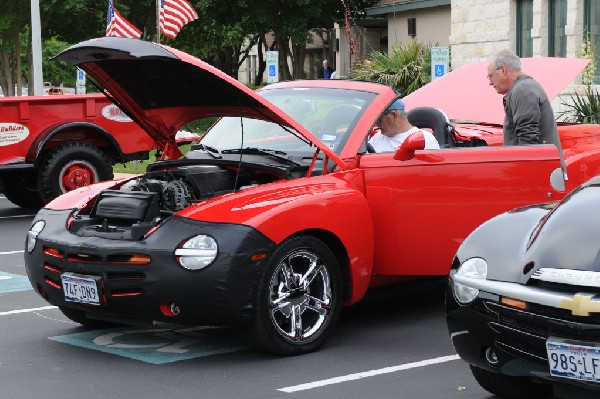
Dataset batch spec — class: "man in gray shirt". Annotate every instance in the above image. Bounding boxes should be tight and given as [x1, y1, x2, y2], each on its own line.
[487, 49, 561, 147]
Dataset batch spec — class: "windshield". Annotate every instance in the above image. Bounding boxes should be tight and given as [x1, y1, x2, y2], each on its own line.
[200, 87, 376, 156]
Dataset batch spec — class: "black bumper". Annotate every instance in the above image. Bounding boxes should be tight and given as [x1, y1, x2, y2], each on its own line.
[24, 208, 276, 326]
[446, 277, 600, 393]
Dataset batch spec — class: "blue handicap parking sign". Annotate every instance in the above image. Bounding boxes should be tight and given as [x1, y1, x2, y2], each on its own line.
[0, 271, 32, 293]
[50, 326, 249, 364]
[269, 65, 276, 76]
[435, 65, 445, 77]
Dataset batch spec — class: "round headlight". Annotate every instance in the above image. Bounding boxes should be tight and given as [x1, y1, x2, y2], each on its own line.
[26, 220, 46, 253]
[174, 234, 218, 270]
[453, 257, 488, 305]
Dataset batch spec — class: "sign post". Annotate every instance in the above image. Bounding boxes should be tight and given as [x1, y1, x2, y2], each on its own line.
[431, 47, 450, 81]
[76, 68, 86, 94]
[266, 51, 279, 84]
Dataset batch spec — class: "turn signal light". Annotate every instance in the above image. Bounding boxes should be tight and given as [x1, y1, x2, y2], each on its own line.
[501, 296, 527, 310]
[250, 252, 267, 261]
[127, 254, 152, 264]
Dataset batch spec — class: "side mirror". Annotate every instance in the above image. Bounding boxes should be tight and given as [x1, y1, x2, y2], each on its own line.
[394, 132, 426, 160]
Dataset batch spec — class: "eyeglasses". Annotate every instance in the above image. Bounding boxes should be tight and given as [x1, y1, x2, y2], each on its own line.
[376, 111, 392, 125]
[487, 66, 503, 81]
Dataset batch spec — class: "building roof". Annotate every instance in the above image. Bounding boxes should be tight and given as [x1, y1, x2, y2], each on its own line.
[366, 0, 450, 16]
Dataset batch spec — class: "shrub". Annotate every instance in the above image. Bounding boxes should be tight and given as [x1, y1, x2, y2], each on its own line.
[350, 40, 435, 95]
[558, 32, 600, 123]
[558, 86, 600, 124]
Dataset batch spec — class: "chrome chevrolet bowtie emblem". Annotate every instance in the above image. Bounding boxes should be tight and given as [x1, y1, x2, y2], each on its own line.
[559, 294, 600, 316]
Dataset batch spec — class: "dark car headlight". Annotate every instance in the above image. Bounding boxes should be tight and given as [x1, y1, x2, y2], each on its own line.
[452, 257, 488, 305]
[174, 234, 218, 270]
[26, 220, 46, 253]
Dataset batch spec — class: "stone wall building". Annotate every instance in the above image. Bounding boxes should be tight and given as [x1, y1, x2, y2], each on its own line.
[450, 0, 590, 69]
[358, 0, 600, 115]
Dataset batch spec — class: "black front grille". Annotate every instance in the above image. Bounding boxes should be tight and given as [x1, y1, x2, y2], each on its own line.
[105, 272, 145, 281]
[526, 302, 600, 324]
[485, 301, 600, 364]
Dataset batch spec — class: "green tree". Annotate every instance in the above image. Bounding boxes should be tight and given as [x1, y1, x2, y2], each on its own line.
[0, 1, 29, 96]
[1, 0, 378, 95]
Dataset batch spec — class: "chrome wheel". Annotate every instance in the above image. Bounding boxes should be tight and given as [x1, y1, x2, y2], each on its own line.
[269, 249, 332, 342]
[250, 235, 342, 356]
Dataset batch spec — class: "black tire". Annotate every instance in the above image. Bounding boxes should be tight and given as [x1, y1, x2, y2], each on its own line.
[38, 143, 114, 203]
[59, 306, 116, 329]
[249, 235, 343, 356]
[470, 365, 553, 399]
[1, 172, 44, 209]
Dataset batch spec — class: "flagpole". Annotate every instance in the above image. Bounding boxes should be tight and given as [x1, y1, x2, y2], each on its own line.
[30, 0, 43, 96]
[156, 0, 161, 43]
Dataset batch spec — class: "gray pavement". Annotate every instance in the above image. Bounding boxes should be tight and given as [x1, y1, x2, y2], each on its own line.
[0, 195, 496, 399]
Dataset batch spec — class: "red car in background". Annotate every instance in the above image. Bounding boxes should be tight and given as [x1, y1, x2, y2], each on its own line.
[24, 37, 600, 356]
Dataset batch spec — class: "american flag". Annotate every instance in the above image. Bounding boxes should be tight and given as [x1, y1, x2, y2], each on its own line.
[159, 0, 198, 40]
[106, 0, 142, 39]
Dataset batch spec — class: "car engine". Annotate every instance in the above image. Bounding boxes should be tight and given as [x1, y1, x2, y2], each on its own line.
[68, 164, 282, 240]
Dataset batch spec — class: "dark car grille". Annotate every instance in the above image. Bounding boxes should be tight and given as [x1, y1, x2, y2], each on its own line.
[41, 247, 148, 302]
[485, 301, 600, 365]
[526, 302, 600, 324]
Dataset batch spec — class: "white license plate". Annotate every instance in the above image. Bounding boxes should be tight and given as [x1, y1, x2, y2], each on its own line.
[547, 338, 600, 382]
[61, 273, 100, 305]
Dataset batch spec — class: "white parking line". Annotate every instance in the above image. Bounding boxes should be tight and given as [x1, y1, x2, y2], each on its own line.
[278, 354, 461, 393]
[0, 306, 57, 316]
[0, 250, 24, 255]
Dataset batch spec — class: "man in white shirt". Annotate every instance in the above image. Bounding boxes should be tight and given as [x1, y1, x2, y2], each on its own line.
[369, 98, 440, 152]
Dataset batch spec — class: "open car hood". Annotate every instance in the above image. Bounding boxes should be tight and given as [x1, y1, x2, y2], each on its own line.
[53, 37, 345, 166]
[404, 57, 590, 125]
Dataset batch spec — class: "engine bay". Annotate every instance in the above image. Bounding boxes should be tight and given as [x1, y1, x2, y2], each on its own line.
[68, 164, 285, 240]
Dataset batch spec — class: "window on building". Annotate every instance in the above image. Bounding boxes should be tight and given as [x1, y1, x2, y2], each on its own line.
[585, 0, 600, 83]
[549, 0, 567, 57]
[516, 0, 533, 57]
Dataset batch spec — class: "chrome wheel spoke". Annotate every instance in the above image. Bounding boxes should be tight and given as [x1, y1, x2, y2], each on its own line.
[305, 294, 329, 316]
[301, 260, 322, 289]
[291, 305, 303, 340]
[272, 296, 293, 318]
[271, 291, 291, 307]
[281, 262, 296, 291]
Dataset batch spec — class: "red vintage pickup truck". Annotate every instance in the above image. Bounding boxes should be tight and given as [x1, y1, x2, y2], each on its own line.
[0, 93, 156, 208]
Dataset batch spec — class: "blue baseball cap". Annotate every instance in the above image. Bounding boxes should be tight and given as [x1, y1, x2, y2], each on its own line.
[387, 98, 405, 111]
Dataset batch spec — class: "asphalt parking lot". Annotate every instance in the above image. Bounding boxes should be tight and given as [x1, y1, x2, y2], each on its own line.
[0, 194, 496, 399]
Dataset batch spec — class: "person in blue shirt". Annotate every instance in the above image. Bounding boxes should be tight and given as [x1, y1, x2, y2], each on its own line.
[318, 60, 334, 79]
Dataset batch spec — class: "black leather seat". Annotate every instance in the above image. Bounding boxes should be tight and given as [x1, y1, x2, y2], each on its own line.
[407, 106, 455, 148]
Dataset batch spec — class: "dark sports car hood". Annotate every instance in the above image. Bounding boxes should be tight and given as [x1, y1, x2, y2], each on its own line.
[457, 176, 600, 284]
[524, 175, 600, 275]
[53, 37, 344, 166]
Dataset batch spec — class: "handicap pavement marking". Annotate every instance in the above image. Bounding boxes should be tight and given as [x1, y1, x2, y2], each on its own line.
[0, 271, 32, 293]
[49, 325, 250, 364]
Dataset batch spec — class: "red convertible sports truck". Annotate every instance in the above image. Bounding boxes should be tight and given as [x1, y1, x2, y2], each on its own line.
[0, 93, 157, 208]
